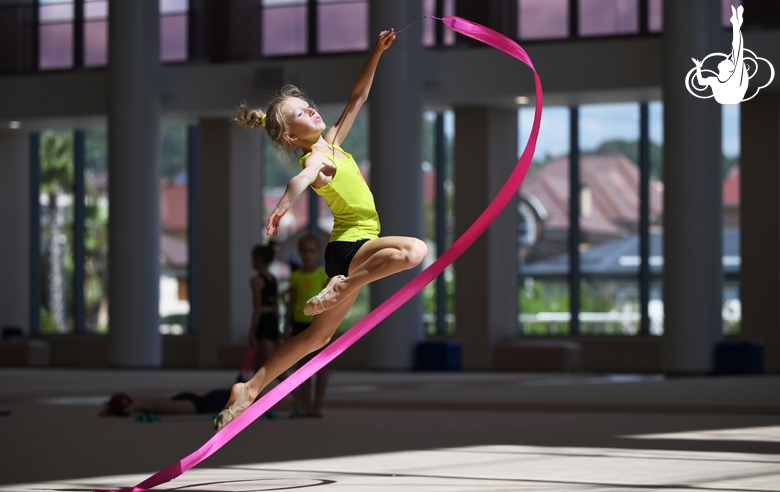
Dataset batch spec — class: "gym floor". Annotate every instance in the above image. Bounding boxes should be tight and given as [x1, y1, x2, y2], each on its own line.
[1, 369, 778, 491]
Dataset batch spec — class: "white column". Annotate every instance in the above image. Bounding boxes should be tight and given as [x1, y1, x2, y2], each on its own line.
[453, 107, 519, 370]
[741, 94, 780, 373]
[0, 131, 30, 333]
[662, 0, 723, 374]
[365, 0, 425, 369]
[197, 120, 263, 368]
[107, 1, 162, 367]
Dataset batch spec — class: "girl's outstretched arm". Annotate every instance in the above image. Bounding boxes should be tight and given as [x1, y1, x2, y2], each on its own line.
[324, 29, 396, 146]
[266, 157, 328, 236]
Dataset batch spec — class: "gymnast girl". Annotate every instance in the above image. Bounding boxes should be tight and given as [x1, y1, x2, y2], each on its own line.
[214, 27, 428, 431]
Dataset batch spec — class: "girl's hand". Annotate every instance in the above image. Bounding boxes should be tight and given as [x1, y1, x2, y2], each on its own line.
[376, 29, 396, 51]
[692, 58, 702, 68]
[266, 201, 290, 236]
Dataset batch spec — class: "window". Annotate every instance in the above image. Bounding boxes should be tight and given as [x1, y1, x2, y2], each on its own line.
[262, 0, 307, 56]
[579, 0, 638, 37]
[317, 0, 368, 53]
[84, 0, 107, 67]
[518, 0, 568, 41]
[39, 0, 73, 70]
[160, 0, 188, 62]
[518, 107, 571, 334]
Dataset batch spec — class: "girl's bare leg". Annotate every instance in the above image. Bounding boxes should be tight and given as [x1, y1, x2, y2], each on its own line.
[308, 236, 427, 313]
[215, 289, 360, 429]
[253, 338, 278, 372]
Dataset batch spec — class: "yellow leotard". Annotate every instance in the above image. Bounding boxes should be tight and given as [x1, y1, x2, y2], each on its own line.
[300, 144, 381, 242]
[288, 267, 329, 324]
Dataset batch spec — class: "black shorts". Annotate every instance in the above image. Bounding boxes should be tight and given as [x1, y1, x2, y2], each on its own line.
[255, 312, 280, 341]
[171, 392, 205, 413]
[324, 239, 370, 277]
[172, 389, 232, 414]
[290, 321, 312, 337]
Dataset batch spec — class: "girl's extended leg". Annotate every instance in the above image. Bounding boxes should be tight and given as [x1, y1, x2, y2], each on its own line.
[254, 338, 279, 372]
[215, 288, 360, 431]
[306, 236, 426, 313]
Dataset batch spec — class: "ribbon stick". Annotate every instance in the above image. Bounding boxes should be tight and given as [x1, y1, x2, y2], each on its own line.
[237, 347, 256, 383]
[96, 15, 542, 492]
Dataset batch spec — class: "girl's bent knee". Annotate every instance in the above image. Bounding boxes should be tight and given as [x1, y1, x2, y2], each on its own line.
[408, 239, 427, 267]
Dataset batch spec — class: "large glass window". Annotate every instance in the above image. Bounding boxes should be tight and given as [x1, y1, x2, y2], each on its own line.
[518, 103, 667, 336]
[577, 103, 642, 334]
[517, 106, 571, 334]
[422, 110, 455, 336]
[648, 101, 663, 335]
[83, 128, 109, 333]
[159, 123, 190, 334]
[39, 130, 75, 332]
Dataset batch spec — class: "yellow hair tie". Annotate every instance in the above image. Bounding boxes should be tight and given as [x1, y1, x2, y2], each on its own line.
[261, 113, 267, 128]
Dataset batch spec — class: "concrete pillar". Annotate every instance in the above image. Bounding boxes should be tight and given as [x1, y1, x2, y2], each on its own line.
[196, 120, 263, 368]
[365, 0, 425, 370]
[0, 131, 30, 334]
[740, 94, 780, 373]
[661, 0, 723, 374]
[453, 107, 519, 370]
[107, 1, 162, 367]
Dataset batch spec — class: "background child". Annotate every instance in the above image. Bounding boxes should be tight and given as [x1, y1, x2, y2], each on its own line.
[285, 234, 329, 417]
[249, 243, 280, 372]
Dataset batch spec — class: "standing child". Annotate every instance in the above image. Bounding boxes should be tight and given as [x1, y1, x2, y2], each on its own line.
[214, 28, 427, 431]
[285, 234, 329, 417]
[248, 243, 280, 373]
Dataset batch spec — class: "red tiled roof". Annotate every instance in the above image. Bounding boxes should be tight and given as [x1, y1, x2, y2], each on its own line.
[723, 166, 740, 205]
[161, 184, 187, 233]
[520, 154, 664, 237]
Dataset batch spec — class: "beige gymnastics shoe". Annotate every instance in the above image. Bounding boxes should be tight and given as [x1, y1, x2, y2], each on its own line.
[303, 275, 346, 316]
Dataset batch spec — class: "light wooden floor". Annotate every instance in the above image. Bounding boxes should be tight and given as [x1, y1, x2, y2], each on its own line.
[1, 369, 779, 491]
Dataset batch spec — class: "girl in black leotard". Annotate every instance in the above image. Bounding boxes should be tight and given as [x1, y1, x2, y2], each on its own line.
[249, 243, 280, 372]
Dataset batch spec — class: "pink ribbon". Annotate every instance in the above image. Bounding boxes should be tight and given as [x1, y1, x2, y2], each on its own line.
[96, 15, 542, 492]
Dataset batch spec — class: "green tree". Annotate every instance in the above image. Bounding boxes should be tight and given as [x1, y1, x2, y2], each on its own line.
[40, 131, 74, 333]
[161, 124, 188, 178]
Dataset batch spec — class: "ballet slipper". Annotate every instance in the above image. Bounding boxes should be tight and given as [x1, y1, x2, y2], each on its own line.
[303, 275, 346, 316]
[213, 382, 252, 432]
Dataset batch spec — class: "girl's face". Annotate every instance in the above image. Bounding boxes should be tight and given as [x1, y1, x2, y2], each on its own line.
[298, 240, 320, 269]
[282, 97, 326, 144]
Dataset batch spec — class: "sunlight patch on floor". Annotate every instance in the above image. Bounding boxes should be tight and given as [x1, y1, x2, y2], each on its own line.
[2, 444, 779, 492]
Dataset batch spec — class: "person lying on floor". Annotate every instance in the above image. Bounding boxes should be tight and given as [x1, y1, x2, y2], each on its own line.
[101, 389, 231, 417]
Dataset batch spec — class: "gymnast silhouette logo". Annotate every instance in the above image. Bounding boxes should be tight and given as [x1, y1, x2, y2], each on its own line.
[685, 5, 774, 104]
